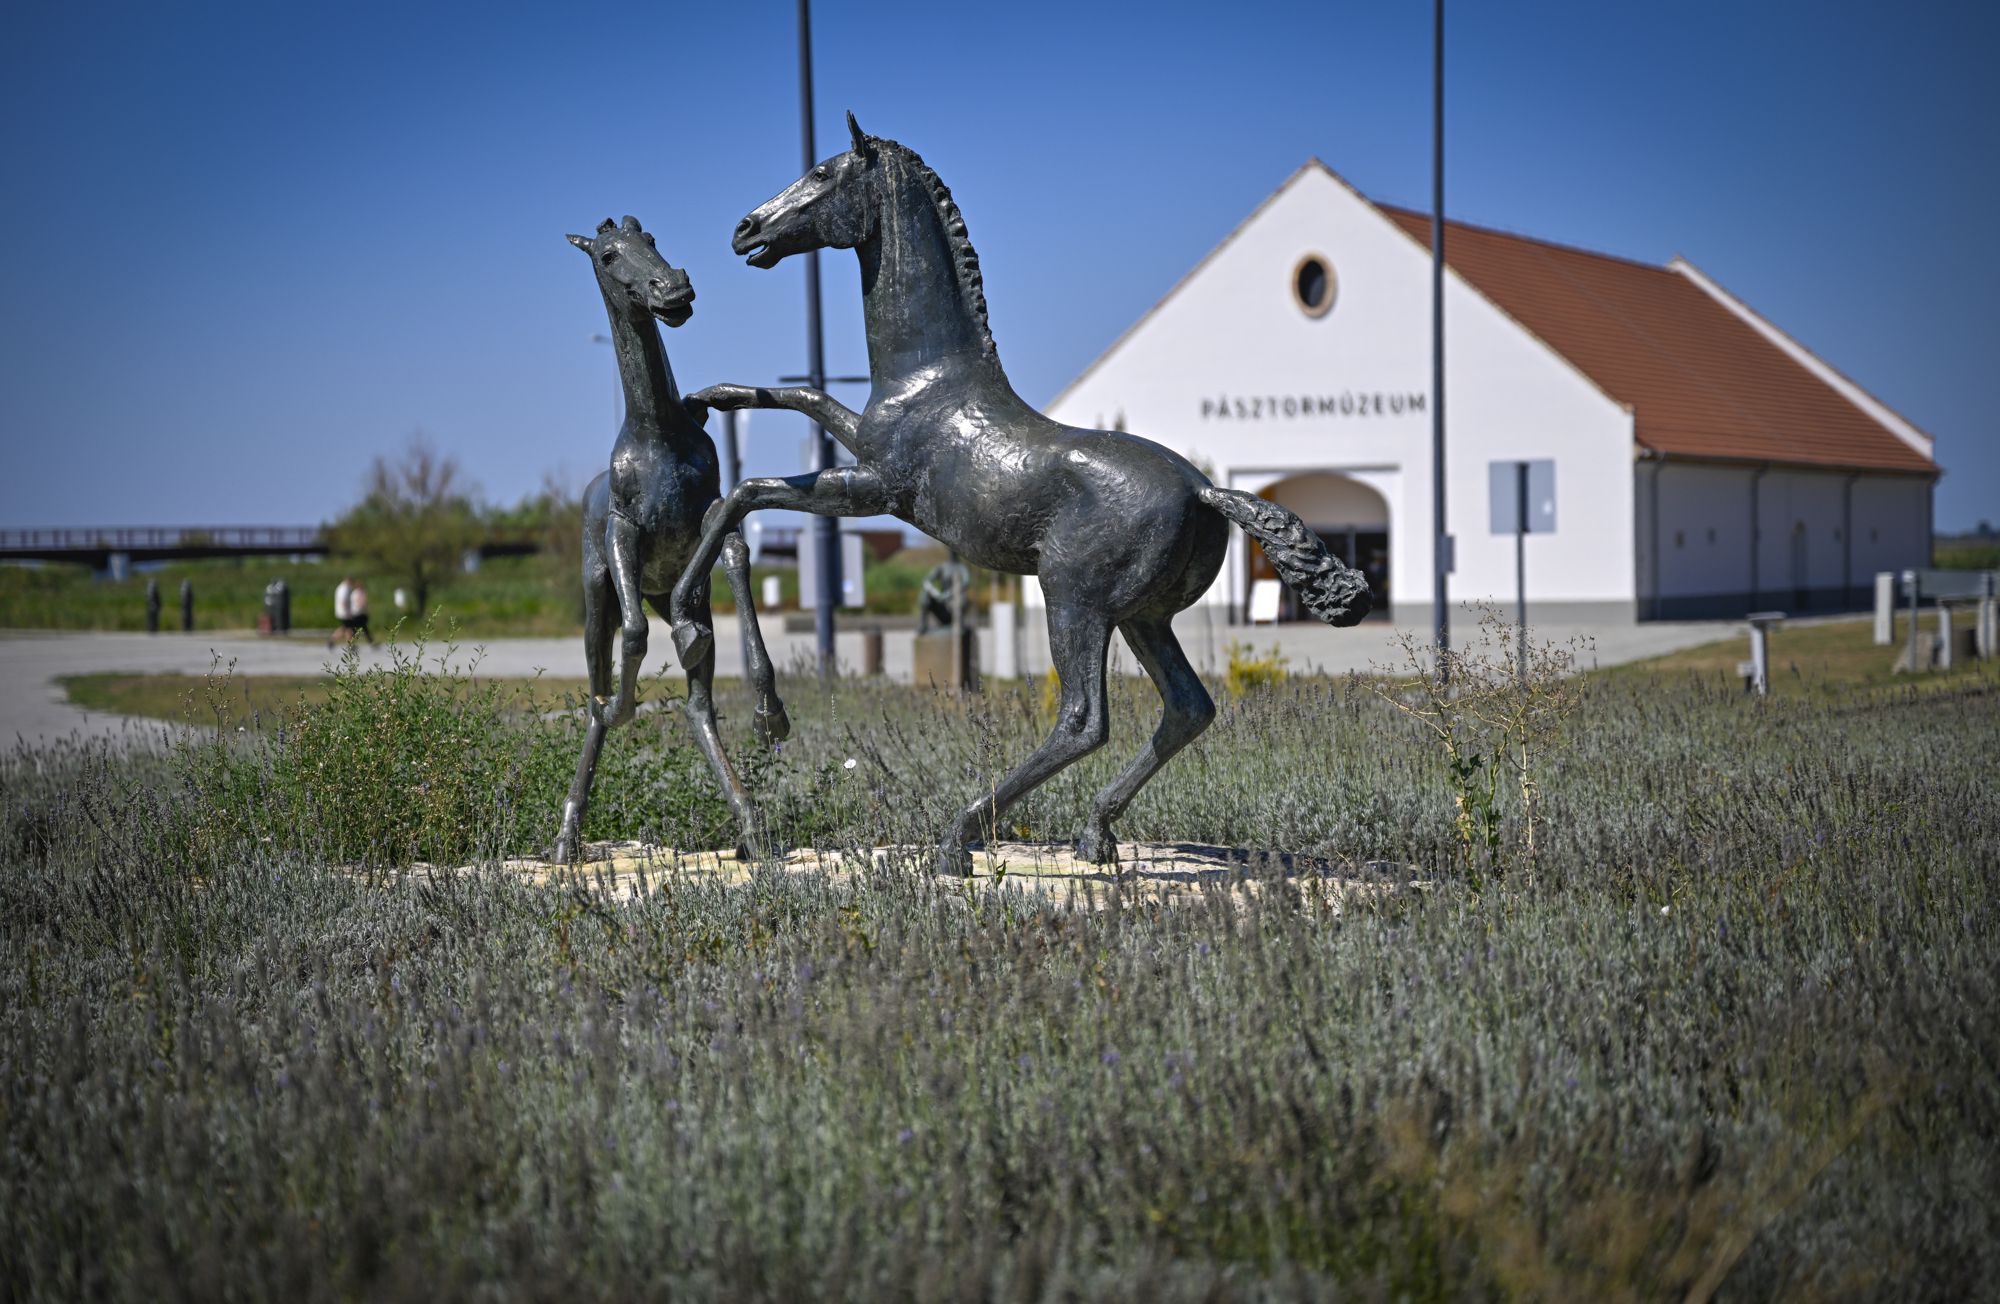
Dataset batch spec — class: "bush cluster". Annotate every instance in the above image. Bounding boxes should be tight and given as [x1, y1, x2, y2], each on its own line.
[3, 658, 1996, 1299]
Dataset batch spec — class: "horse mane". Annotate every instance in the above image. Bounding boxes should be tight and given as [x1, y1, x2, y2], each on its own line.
[869, 136, 997, 357]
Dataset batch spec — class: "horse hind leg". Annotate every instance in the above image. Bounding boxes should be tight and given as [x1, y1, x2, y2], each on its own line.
[554, 565, 619, 862]
[719, 530, 788, 743]
[940, 604, 1114, 875]
[1076, 617, 1216, 866]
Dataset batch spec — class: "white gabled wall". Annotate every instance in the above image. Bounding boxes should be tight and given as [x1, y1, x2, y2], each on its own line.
[1045, 162, 1636, 620]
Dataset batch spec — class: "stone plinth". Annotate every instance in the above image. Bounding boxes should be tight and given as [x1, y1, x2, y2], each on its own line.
[436, 840, 1421, 912]
[912, 629, 979, 691]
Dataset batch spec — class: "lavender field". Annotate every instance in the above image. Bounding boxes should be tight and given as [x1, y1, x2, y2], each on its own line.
[4, 649, 1994, 1300]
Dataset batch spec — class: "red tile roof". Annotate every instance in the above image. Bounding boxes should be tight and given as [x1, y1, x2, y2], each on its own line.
[1377, 205, 1935, 474]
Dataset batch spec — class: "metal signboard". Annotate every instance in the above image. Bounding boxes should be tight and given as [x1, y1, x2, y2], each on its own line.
[1489, 459, 1556, 535]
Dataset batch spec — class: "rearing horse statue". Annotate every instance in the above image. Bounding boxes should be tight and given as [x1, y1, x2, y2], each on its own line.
[673, 116, 1371, 873]
[553, 216, 787, 864]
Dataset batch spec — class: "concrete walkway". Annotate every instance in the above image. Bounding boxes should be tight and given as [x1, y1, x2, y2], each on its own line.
[1, 609, 1742, 748]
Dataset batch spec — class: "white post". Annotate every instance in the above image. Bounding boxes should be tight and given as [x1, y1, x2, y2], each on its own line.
[1746, 611, 1784, 696]
[762, 575, 782, 609]
[1980, 573, 1998, 660]
[991, 601, 1018, 679]
[1873, 572, 1895, 645]
[1936, 601, 1954, 671]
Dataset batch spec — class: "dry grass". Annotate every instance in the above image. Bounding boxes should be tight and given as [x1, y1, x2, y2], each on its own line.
[1602, 613, 1998, 696]
[60, 671, 631, 729]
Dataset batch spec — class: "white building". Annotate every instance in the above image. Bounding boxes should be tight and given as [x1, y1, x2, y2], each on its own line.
[1045, 161, 1938, 623]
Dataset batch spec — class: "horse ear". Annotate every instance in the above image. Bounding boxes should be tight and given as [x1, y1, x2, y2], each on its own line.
[847, 110, 873, 158]
[597, 218, 616, 234]
[622, 215, 641, 232]
[566, 234, 594, 254]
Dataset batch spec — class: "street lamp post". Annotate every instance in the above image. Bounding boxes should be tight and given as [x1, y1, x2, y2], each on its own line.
[1431, 0, 1451, 678]
[796, 0, 838, 677]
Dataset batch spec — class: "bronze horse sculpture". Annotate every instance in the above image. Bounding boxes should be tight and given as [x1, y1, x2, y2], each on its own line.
[553, 216, 787, 864]
[672, 117, 1371, 873]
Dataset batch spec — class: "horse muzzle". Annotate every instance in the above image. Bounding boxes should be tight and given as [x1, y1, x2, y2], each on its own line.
[732, 213, 786, 268]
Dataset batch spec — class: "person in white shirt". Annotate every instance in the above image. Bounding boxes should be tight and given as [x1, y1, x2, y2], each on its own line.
[329, 577, 354, 648]
[347, 580, 373, 644]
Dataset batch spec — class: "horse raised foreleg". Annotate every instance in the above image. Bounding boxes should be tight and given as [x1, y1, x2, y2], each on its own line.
[719, 529, 789, 743]
[689, 384, 861, 444]
[1075, 618, 1216, 866]
[940, 604, 1115, 875]
[603, 511, 649, 726]
[669, 466, 893, 665]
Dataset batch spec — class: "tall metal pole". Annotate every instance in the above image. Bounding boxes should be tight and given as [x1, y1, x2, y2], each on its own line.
[723, 409, 752, 674]
[721, 409, 743, 494]
[1515, 461, 1528, 682]
[798, 0, 838, 676]
[1431, 0, 1450, 677]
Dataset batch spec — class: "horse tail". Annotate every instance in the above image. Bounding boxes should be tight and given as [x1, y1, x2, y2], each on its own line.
[1197, 486, 1373, 627]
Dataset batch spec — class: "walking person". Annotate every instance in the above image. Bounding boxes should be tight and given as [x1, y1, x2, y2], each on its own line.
[347, 579, 374, 645]
[329, 576, 353, 648]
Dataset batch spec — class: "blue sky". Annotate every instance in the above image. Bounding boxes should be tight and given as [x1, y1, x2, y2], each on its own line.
[1, 0, 1992, 531]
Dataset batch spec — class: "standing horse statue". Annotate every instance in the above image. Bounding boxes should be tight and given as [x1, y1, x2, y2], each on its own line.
[553, 216, 788, 864]
[671, 118, 1371, 873]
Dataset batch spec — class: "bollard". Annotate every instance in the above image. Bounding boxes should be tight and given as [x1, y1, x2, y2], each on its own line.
[1873, 572, 1895, 645]
[145, 579, 161, 634]
[762, 575, 781, 609]
[991, 601, 1018, 679]
[179, 580, 194, 633]
[1902, 570, 1919, 670]
[1936, 601, 1954, 671]
[860, 627, 884, 677]
[1745, 611, 1785, 696]
[1981, 574, 1998, 661]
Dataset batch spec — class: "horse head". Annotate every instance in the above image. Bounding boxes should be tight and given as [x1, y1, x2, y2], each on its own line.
[733, 111, 882, 269]
[566, 216, 695, 327]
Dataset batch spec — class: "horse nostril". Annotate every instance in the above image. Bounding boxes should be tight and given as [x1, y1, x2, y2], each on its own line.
[735, 216, 757, 239]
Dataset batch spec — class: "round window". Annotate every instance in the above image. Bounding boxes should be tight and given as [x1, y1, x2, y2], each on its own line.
[1292, 253, 1336, 318]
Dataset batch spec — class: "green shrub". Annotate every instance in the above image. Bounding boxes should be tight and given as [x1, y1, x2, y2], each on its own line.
[161, 628, 761, 868]
[1223, 639, 1290, 697]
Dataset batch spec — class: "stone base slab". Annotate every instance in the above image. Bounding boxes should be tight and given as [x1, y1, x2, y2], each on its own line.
[441, 840, 1420, 911]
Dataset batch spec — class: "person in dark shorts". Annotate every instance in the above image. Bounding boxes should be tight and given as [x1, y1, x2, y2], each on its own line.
[345, 579, 374, 644]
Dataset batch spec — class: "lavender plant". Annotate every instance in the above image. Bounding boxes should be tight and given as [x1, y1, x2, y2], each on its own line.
[2, 657, 1995, 1300]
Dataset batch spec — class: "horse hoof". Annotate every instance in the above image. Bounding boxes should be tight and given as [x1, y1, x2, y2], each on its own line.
[553, 833, 579, 864]
[734, 831, 788, 862]
[754, 701, 792, 745]
[1076, 824, 1119, 866]
[673, 621, 713, 666]
[935, 843, 975, 877]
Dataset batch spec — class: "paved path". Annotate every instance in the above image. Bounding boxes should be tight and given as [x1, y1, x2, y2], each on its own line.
[2, 609, 1742, 748]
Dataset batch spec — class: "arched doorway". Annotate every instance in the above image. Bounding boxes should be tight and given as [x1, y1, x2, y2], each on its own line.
[1248, 471, 1390, 621]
